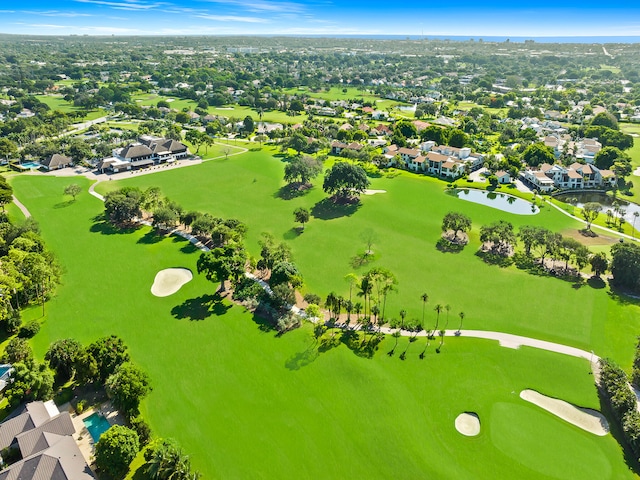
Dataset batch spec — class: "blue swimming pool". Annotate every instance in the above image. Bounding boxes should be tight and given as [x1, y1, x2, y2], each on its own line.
[19, 162, 41, 169]
[83, 412, 111, 442]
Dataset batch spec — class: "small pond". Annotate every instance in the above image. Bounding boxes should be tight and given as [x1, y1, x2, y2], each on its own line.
[453, 188, 540, 215]
[555, 192, 640, 225]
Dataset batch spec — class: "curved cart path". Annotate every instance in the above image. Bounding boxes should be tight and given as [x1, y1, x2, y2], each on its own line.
[11, 195, 31, 218]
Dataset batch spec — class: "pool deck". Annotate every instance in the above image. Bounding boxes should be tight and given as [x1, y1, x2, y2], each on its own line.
[59, 400, 125, 469]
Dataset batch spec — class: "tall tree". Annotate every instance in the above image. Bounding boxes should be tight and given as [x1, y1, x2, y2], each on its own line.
[293, 207, 310, 230]
[95, 425, 140, 479]
[284, 155, 323, 186]
[63, 183, 81, 201]
[590, 252, 609, 277]
[441, 212, 471, 240]
[197, 243, 248, 293]
[106, 363, 152, 416]
[582, 202, 602, 232]
[322, 162, 370, 201]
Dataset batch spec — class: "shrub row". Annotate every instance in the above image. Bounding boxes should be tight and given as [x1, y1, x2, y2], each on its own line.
[599, 358, 640, 457]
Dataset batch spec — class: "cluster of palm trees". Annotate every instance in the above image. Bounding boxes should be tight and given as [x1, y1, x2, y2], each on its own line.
[325, 268, 398, 326]
[322, 273, 466, 358]
[145, 439, 201, 480]
[388, 293, 465, 359]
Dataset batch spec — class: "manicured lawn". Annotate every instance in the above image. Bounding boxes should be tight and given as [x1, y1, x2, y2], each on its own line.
[9, 174, 637, 479]
[35, 95, 106, 121]
[93, 149, 640, 365]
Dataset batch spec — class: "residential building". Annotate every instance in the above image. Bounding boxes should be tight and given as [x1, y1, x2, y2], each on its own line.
[0, 401, 95, 480]
[41, 154, 73, 171]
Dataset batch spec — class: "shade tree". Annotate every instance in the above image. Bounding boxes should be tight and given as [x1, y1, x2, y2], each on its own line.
[106, 362, 152, 417]
[479, 220, 516, 256]
[293, 207, 310, 230]
[441, 211, 471, 241]
[95, 425, 140, 479]
[322, 162, 370, 201]
[197, 242, 248, 292]
[284, 155, 323, 187]
[582, 202, 602, 232]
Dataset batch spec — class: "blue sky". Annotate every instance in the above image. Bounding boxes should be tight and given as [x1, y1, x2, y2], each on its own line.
[1, 0, 640, 36]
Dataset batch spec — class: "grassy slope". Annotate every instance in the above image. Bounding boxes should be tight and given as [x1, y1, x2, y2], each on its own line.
[9, 175, 636, 479]
[95, 149, 640, 364]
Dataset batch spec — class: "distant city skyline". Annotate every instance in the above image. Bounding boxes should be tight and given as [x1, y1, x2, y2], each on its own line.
[1, 0, 640, 37]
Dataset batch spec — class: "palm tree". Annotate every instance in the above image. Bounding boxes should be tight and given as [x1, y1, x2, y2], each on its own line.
[325, 291, 337, 321]
[344, 273, 358, 321]
[335, 296, 344, 322]
[345, 300, 353, 322]
[433, 304, 443, 338]
[457, 311, 465, 333]
[353, 302, 363, 323]
[420, 292, 429, 328]
[444, 304, 451, 331]
[399, 309, 407, 331]
[633, 211, 639, 239]
[371, 304, 380, 330]
[358, 276, 373, 320]
[391, 329, 401, 356]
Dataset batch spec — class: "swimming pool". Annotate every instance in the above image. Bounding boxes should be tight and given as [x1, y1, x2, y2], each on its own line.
[83, 412, 111, 442]
[19, 162, 41, 169]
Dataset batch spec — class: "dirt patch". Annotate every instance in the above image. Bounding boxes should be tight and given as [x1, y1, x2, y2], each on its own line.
[561, 228, 617, 247]
[151, 268, 193, 297]
[520, 389, 609, 436]
[455, 412, 480, 436]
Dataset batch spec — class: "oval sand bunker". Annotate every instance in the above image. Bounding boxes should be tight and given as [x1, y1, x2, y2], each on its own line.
[151, 268, 193, 297]
[520, 389, 609, 436]
[455, 413, 480, 436]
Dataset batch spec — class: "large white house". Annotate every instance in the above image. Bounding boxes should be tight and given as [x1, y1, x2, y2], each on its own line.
[98, 135, 189, 173]
[523, 162, 615, 192]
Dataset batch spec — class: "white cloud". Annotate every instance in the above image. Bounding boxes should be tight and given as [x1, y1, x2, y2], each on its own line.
[74, 0, 164, 11]
[202, 0, 305, 14]
[21, 10, 94, 17]
[194, 13, 268, 23]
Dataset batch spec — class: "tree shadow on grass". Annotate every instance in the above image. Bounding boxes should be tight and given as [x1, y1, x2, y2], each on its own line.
[274, 184, 311, 200]
[137, 229, 164, 245]
[283, 228, 301, 241]
[90, 217, 139, 236]
[180, 242, 199, 254]
[587, 276, 607, 289]
[53, 200, 74, 209]
[285, 345, 318, 370]
[311, 197, 360, 220]
[607, 285, 640, 306]
[436, 237, 465, 253]
[349, 252, 375, 269]
[475, 250, 513, 268]
[171, 294, 230, 321]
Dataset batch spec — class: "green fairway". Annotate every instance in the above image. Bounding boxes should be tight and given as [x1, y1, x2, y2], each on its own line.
[35, 94, 106, 121]
[93, 149, 640, 364]
[8, 173, 638, 479]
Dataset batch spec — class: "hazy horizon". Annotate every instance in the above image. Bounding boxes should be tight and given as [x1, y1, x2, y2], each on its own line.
[1, 0, 640, 38]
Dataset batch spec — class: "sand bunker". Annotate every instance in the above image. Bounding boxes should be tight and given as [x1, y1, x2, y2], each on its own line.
[634, 166, 640, 177]
[520, 390, 609, 436]
[455, 412, 481, 436]
[364, 189, 387, 195]
[151, 268, 193, 297]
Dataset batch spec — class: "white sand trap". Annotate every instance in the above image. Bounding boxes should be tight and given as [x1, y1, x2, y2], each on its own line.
[634, 166, 640, 177]
[151, 268, 193, 297]
[455, 412, 481, 436]
[364, 189, 387, 195]
[520, 390, 609, 436]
